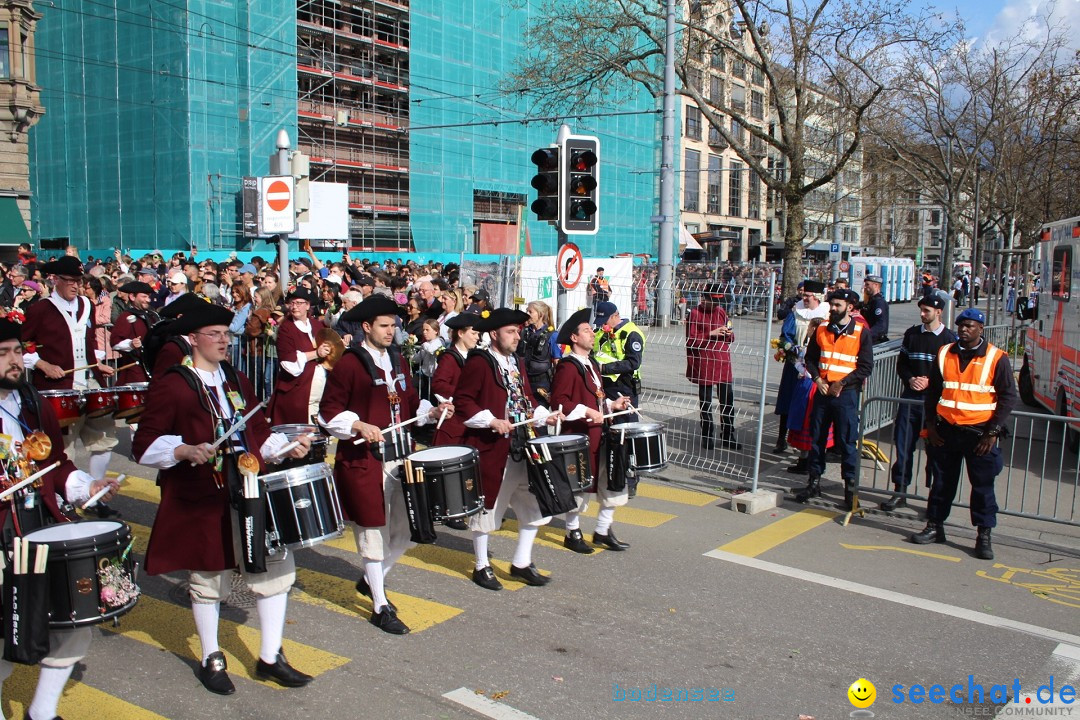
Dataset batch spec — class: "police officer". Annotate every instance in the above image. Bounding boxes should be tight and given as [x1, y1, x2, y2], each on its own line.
[881, 294, 957, 511]
[796, 289, 873, 509]
[863, 274, 889, 343]
[592, 301, 644, 420]
[910, 308, 1017, 560]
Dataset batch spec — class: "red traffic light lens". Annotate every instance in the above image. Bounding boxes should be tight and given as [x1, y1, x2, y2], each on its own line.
[570, 149, 597, 172]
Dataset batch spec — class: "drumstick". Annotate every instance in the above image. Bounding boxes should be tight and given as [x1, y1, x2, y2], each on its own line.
[271, 440, 301, 458]
[34, 544, 47, 574]
[598, 408, 637, 422]
[207, 401, 268, 452]
[0, 461, 61, 501]
[555, 405, 563, 436]
[62, 363, 99, 376]
[84, 474, 125, 509]
[21, 536, 29, 577]
[12, 537, 19, 575]
[351, 414, 424, 444]
[437, 397, 453, 429]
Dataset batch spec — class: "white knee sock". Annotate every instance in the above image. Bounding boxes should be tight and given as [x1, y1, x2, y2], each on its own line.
[512, 525, 538, 568]
[472, 531, 490, 570]
[28, 664, 75, 720]
[88, 452, 111, 483]
[595, 507, 616, 535]
[363, 560, 389, 613]
[191, 601, 220, 663]
[565, 511, 580, 531]
[255, 592, 289, 664]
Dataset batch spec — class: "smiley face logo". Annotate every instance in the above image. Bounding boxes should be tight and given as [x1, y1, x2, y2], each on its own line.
[848, 678, 876, 708]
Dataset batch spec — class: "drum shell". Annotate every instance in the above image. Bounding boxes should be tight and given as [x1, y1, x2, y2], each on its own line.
[609, 422, 667, 472]
[23, 521, 138, 629]
[527, 435, 593, 493]
[262, 462, 344, 550]
[82, 389, 117, 418]
[408, 446, 483, 520]
[39, 391, 81, 428]
[114, 383, 149, 419]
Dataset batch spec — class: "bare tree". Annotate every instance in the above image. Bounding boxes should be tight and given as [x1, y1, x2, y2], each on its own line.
[508, 0, 945, 297]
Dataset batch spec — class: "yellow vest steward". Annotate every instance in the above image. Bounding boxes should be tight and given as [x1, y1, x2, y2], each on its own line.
[816, 322, 864, 382]
[594, 321, 645, 383]
[936, 342, 1002, 425]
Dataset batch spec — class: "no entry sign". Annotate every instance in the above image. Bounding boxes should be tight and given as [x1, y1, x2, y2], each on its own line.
[259, 175, 296, 234]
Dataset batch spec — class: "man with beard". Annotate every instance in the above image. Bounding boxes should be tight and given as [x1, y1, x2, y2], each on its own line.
[0, 315, 120, 720]
[796, 289, 873, 509]
[110, 280, 159, 384]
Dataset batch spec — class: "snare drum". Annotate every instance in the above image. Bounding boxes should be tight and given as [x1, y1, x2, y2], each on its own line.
[527, 434, 593, 493]
[262, 462, 344, 551]
[39, 390, 82, 427]
[610, 422, 667, 472]
[82, 388, 116, 418]
[22, 520, 139, 629]
[114, 383, 149, 419]
[270, 424, 328, 468]
[406, 446, 483, 520]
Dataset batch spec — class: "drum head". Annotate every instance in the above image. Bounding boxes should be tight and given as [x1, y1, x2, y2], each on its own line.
[40, 390, 80, 397]
[529, 434, 587, 445]
[120, 383, 149, 391]
[25, 521, 125, 542]
[261, 462, 333, 490]
[613, 422, 664, 437]
[272, 424, 319, 437]
[409, 446, 474, 462]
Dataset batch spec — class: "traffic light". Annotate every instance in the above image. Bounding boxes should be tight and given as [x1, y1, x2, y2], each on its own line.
[530, 147, 561, 222]
[560, 135, 599, 235]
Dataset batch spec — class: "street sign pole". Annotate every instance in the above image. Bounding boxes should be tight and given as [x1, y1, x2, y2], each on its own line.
[556, 229, 568, 326]
[276, 130, 291, 293]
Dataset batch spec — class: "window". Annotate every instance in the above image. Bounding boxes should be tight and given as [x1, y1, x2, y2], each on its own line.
[730, 84, 746, 112]
[684, 149, 700, 211]
[685, 105, 702, 140]
[710, 75, 724, 104]
[19, 30, 27, 80]
[730, 117, 744, 145]
[748, 170, 761, 219]
[1052, 246, 1072, 301]
[728, 160, 743, 217]
[711, 45, 724, 70]
[750, 134, 765, 155]
[752, 65, 765, 86]
[708, 125, 726, 147]
[0, 26, 8, 79]
[931, 209, 941, 226]
[732, 58, 746, 79]
[907, 209, 918, 225]
[750, 90, 764, 119]
[707, 155, 722, 214]
[687, 68, 704, 94]
[929, 230, 941, 246]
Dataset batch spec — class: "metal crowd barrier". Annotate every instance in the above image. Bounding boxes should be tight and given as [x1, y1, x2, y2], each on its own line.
[859, 340, 904, 435]
[860, 397, 1079, 527]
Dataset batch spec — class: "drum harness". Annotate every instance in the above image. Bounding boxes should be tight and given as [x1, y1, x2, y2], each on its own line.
[347, 346, 412, 462]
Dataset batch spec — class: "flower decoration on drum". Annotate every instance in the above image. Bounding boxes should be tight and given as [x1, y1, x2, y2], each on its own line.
[1, 309, 25, 324]
[770, 337, 798, 363]
[98, 540, 140, 611]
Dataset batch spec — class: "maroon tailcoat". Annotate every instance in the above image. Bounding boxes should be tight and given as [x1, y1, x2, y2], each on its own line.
[319, 348, 419, 527]
[549, 355, 606, 492]
[0, 387, 83, 538]
[110, 311, 152, 383]
[132, 366, 271, 574]
[456, 350, 536, 510]
[686, 303, 734, 385]
[430, 348, 467, 447]
[23, 297, 102, 390]
[151, 336, 190, 377]
[268, 316, 326, 425]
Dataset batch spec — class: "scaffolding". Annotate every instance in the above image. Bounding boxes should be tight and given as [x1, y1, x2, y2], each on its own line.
[296, 0, 412, 251]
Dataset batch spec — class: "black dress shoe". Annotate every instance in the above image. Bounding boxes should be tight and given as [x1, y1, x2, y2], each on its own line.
[909, 522, 946, 544]
[198, 651, 236, 695]
[354, 576, 397, 613]
[369, 605, 410, 635]
[786, 458, 808, 474]
[510, 563, 550, 586]
[24, 713, 64, 720]
[255, 649, 313, 687]
[471, 566, 503, 591]
[444, 517, 468, 530]
[592, 530, 629, 551]
[92, 502, 121, 519]
[879, 494, 908, 511]
[563, 529, 595, 554]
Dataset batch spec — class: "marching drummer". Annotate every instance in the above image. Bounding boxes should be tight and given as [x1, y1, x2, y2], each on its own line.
[455, 308, 563, 592]
[318, 295, 451, 635]
[0, 314, 121, 720]
[21, 256, 119, 519]
[110, 280, 158, 384]
[145, 292, 210, 376]
[550, 309, 632, 553]
[133, 303, 314, 696]
[269, 287, 332, 426]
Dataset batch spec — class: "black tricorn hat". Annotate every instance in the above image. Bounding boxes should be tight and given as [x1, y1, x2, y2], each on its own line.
[159, 292, 209, 319]
[474, 308, 529, 332]
[556, 308, 593, 346]
[340, 295, 405, 325]
[119, 281, 154, 296]
[168, 303, 234, 335]
[445, 313, 481, 330]
[40, 256, 83, 277]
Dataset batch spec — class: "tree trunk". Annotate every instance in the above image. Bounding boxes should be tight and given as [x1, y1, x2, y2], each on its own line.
[782, 198, 805, 301]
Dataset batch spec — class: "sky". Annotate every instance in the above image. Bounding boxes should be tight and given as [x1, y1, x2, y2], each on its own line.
[943, 0, 1080, 48]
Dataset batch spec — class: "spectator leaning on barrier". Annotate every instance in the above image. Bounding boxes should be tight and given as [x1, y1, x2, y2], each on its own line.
[881, 294, 957, 511]
[911, 307, 1018, 560]
[686, 282, 738, 451]
[797, 288, 874, 510]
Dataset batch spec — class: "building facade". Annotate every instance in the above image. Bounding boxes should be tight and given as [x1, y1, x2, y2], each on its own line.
[0, 0, 43, 246]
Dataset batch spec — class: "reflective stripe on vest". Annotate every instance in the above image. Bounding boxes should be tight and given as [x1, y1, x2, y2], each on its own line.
[936, 342, 1002, 425]
[594, 321, 645, 383]
[816, 322, 863, 382]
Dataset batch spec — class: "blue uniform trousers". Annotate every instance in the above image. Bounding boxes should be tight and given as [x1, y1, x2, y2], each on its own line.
[925, 421, 1003, 528]
[808, 388, 861, 490]
[890, 391, 926, 490]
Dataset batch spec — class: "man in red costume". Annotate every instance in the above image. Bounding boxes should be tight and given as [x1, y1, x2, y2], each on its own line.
[269, 287, 331, 425]
[110, 280, 158, 384]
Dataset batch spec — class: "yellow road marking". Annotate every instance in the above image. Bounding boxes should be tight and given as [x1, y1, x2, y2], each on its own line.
[579, 502, 675, 528]
[3, 663, 170, 720]
[103, 595, 349, 687]
[292, 568, 463, 631]
[496, 519, 605, 553]
[636, 482, 717, 506]
[717, 508, 836, 558]
[840, 543, 961, 562]
[109, 471, 159, 505]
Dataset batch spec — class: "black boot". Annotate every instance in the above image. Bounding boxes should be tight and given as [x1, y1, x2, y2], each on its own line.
[909, 522, 946, 544]
[794, 475, 821, 503]
[773, 416, 788, 453]
[786, 457, 808, 474]
[880, 489, 908, 512]
[701, 424, 715, 450]
[843, 487, 855, 512]
[975, 527, 994, 560]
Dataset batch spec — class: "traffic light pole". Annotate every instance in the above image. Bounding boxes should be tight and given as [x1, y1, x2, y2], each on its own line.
[556, 229, 569, 326]
[656, 0, 677, 328]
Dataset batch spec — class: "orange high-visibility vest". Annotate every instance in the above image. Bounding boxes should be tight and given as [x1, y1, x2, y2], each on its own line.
[816, 322, 864, 382]
[936, 342, 1002, 425]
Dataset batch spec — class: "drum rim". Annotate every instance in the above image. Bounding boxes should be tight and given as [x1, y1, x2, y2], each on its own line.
[39, 389, 83, 397]
[48, 596, 138, 629]
[528, 434, 588, 446]
[408, 445, 478, 462]
[432, 500, 485, 521]
[114, 383, 150, 391]
[24, 520, 128, 542]
[261, 461, 334, 489]
[275, 526, 345, 550]
[609, 421, 664, 436]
